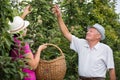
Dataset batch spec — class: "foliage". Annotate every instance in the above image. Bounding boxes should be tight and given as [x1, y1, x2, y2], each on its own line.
[0, 0, 27, 79]
[23, 0, 120, 79]
[0, 56, 27, 80]
[1, 0, 120, 80]
[0, 0, 13, 56]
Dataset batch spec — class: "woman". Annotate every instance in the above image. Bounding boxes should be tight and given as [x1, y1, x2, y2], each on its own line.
[9, 5, 47, 80]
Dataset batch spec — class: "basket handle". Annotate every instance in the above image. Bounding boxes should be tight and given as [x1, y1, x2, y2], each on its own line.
[43, 43, 64, 56]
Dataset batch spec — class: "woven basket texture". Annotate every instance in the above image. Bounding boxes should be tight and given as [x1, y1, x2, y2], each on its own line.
[35, 43, 66, 80]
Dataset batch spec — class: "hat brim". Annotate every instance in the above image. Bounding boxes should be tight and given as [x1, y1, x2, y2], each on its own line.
[9, 20, 29, 34]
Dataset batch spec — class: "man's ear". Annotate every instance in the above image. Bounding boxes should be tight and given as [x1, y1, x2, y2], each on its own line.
[97, 34, 101, 40]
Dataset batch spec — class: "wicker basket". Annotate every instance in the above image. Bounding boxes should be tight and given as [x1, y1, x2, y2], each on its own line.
[35, 43, 66, 80]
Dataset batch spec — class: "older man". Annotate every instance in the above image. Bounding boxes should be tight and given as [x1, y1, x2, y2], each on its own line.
[52, 5, 116, 80]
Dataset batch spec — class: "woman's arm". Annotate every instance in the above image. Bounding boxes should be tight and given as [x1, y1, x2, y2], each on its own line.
[25, 44, 47, 70]
[21, 5, 31, 19]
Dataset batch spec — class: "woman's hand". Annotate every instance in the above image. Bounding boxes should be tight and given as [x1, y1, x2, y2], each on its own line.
[23, 5, 31, 16]
[21, 5, 31, 19]
[38, 43, 47, 51]
[52, 5, 62, 17]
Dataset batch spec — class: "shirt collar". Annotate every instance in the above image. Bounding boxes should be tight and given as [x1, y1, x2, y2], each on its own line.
[84, 41, 100, 50]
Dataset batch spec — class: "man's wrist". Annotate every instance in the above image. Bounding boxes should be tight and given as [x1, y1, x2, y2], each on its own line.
[23, 13, 28, 16]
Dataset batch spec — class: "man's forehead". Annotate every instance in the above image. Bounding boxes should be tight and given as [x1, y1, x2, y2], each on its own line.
[88, 27, 97, 30]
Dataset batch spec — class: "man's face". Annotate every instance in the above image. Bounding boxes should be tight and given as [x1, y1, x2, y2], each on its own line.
[86, 27, 101, 41]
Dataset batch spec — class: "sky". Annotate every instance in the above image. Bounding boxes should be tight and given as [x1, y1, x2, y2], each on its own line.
[115, 0, 120, 14]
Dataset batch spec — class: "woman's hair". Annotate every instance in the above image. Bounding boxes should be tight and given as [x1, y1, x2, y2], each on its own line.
[13, 33, 20, 37]
[9, 33, 20, 57]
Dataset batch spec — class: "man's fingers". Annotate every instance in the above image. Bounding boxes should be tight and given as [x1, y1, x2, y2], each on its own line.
[51, 4, 61, 17]
[51, 7, 57, 14]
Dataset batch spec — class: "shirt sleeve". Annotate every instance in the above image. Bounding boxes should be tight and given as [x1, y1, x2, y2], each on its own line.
[106, 47, 115, 69]
[23, 43, 32, 54]
[70, 35, 85, 53]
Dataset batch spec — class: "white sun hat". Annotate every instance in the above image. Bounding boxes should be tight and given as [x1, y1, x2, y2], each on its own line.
[8, 16, 30, 34]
